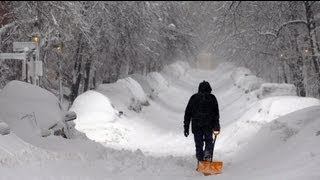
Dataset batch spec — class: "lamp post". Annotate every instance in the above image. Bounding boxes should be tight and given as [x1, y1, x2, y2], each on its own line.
[32, 34, 40, 85]
[54, 43, 63, 104]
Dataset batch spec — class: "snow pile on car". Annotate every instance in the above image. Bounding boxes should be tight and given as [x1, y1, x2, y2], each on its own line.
[98, 77, 149, 113]
[0, 80, 64, 140]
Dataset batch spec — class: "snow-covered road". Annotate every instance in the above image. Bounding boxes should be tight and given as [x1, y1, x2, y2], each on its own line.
[0, 61, 319, 179]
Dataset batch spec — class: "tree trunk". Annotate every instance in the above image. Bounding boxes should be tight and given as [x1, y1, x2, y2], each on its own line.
[83, 59, 91, 92]
[92, 70, 96, 89]
[304, 1, 320, 97]
[293, 30, 306, 97]
[70, 34, 84, 103]
[280, 60, 288, 83]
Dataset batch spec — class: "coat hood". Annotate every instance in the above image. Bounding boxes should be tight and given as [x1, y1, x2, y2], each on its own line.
[198, 80, 212, 93]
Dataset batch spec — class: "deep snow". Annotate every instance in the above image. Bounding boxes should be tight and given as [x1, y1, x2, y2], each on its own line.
[0, 61, 319, 180]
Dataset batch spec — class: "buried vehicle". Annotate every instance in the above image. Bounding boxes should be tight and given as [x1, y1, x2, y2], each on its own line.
[0, 80, 77, 139]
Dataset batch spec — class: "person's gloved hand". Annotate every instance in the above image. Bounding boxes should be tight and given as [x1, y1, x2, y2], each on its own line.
[184, 129, 189, 137]
[213, 130, 220, 136]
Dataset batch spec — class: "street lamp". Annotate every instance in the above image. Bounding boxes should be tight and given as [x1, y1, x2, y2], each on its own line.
[31, 34, 41, 85]
[32, 34, 40, 44]
[53, 42, 63, 104]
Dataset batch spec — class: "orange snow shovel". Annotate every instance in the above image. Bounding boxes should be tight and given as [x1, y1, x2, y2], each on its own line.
[196, 131, 223, 175]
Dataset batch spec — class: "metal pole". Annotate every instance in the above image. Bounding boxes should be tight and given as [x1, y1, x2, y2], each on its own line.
[32, 55, 36, 85]
[59, 54, 63, 104]
[34, 43, 40, 85]
[22, 58, 26, 82]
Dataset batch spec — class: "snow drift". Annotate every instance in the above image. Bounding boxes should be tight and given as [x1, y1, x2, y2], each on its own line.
[0, 122, 10, 135]
[161, 61, 190, 79]
[257, 83, 297, 99]
[231, 67, 265, 93]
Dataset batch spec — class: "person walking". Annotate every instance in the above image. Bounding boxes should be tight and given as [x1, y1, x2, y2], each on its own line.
[184, 80, 220, 162]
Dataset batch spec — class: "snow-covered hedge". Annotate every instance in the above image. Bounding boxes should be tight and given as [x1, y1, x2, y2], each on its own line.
[257, 83, 297, 99]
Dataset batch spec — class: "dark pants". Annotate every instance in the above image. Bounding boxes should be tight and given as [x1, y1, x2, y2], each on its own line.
[193, 131, 213, 161]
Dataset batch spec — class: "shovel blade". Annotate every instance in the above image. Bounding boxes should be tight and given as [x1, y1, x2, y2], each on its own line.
[196, 160, 223, 175]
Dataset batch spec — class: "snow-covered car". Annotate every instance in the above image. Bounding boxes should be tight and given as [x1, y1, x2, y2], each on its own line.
[0, 80, 76, 139]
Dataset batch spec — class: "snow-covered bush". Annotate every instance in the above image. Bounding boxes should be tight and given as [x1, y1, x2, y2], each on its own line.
[257, 83, 297, 99]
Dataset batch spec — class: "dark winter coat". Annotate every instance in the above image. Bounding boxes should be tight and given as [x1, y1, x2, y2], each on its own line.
[184, 81, 220, 133]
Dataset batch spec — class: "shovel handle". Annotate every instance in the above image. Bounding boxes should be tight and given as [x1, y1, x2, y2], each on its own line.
[211, 134, 218, 162]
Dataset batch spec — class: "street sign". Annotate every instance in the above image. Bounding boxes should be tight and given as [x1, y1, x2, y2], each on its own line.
[0, 53, 26, 60]
[35, 60, 43, 76]
[13, 42, 36, 52]
[1, 41, 41, 86]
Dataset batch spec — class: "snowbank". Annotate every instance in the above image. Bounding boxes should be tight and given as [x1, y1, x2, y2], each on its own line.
[147, 72, 169, 92]
[231, 106, 320, 180]
[236, 75, 265, 93]
[218, 96, 320, 156]
[231, 67, 264, 92]
[0, 122, 10, 135]
[161, 61, 190, 79]
[231, 67, 252, 79]
[0, 81, 64, 139]
[130, 73, 153, 96]
[214, 62, 236, 73]
[257, 83, 297, 99]
[130, 72, 169, 100]
[98, 77, 149, 113]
